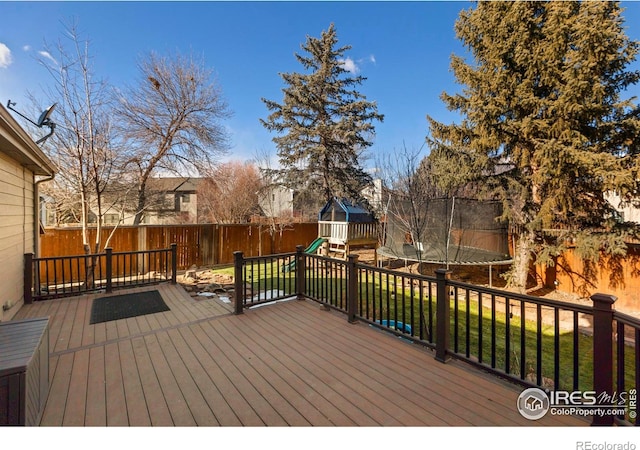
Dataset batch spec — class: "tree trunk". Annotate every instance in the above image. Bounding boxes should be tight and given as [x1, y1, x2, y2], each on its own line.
[133, 183, 147, 225]
[510, 230, 535, 293]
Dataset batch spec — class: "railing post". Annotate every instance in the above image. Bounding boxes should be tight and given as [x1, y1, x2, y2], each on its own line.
[295, 245, 306, 300]
[234, 251, 245, 315]
[347, 254, 359, 323]
[170, 243, 177, 284]
[590, 293, 617, 426]
[435, 269, 452, 363]
[105, 248, 113, 293]
[24, 253, 33, 304]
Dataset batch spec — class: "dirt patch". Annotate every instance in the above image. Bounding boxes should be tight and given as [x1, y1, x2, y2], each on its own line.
[177, 266, 237, 304]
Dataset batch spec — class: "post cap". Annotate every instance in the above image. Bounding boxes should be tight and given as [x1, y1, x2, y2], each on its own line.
[590, 293, 617, 311]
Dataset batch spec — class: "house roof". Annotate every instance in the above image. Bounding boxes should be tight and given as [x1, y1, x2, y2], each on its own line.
[146, 177, 202, 193]
[0, 103, 56, 176]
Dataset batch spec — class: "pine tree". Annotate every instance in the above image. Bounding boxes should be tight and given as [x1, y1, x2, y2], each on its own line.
[427, 1, 640, 290]
[261, 23, 384, 209]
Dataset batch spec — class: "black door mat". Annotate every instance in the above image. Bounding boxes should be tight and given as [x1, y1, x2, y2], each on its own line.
[90, 290, 170, 324]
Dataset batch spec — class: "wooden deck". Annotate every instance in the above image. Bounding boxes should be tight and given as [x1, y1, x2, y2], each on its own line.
[12, 283, 588, 427]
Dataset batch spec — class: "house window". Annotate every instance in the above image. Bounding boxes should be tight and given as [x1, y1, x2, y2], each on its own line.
[182, 194, 190, 203]
[104, 214, 120, 225]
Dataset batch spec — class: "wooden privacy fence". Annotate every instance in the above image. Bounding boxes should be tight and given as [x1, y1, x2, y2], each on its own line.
[40, 223, 318, 269]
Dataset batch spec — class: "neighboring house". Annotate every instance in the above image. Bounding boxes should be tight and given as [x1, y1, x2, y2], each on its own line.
[258, 179, 384, 221]
[134, 177, 201, 225]
[258, 185, 295, 218]
[361, 178, 384, 215]
[92, 177, 202, 226]
[605, 191, 640, 224]
[39, 193, 57, 227]
[0, 103, 56, 321]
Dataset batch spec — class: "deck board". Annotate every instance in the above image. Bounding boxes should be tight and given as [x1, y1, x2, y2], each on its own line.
[104, 342, 128, 426]
[12, 283, 590, 427]
[178, 324, 264, 426]
[130, 336, 173, 426]
[273, 302, 514, 425]
[62, 348, 90, 426]
[168, 327, 242, 426]
[85, 346, 106, 426]
[118, 339, 150, 426]
[163, 330, 223, 425]
[144, 332, 196, 426]
[243, 303, 447, 426]
[237, 306, 447, 425]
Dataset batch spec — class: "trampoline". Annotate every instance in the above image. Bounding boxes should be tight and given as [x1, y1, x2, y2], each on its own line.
[377, 197, 513, 284]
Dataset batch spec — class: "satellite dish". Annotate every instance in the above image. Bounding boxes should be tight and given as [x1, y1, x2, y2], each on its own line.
[37, 103, 56, 127]
[6, 100, 57, 145]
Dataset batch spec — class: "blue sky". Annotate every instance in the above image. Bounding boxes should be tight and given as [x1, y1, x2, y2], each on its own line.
[2, 1, 640, 170]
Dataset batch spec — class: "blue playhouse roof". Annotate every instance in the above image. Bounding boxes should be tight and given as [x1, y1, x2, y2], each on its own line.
[318, 198, 375, 223]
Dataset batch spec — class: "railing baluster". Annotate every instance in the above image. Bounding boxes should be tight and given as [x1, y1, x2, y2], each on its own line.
[491, 294, 496, 369]
[466, 289, 471, 358]
[505, 298, 511, 375]
[385, 270, 390, 326]
[454, 287, 459, 353]
[573, 311, 579, 391]
[536, 304, 542, 386]
[53, 258, 58, 296]
[478, 292, 483, 364]
[554, 308, 560, 389]
[409, 276, 415, 337]
[520, 301, 526, 381]
[393, 273, 398, 328]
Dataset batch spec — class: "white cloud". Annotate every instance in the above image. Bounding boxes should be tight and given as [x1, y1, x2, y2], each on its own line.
[339, 57, 359, 74]
[0, 43, 13, 69]
[369, 54, 376, 64]
[22, 45, 31, 52]
[38, 50, 57, 65]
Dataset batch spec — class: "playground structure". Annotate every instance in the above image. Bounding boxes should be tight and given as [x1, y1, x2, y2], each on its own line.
[317, 198, 379, 261]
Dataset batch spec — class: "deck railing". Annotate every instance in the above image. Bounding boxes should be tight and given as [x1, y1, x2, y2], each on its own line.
[233, 245, 639, 426]
[24, 244, 177, 302]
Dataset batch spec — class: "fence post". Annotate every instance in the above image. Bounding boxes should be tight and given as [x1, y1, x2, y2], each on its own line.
[435, 269, 452, 363]
[170, 243, 177, 284]
[590, 293, 617, 426]
[295, 245, 306, 300]
[234, 251, 245, 315]
[24, 253, 33, 304]
[105, 248, 113, 293]
[347, 254, 359, 323]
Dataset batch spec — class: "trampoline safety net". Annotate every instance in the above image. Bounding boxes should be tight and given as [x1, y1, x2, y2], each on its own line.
[378, 197, 512, 265]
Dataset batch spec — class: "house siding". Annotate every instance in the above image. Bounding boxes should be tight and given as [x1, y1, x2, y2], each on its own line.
[0, 151, 35, 321]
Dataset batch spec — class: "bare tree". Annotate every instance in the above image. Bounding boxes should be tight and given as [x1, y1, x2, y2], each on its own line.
[197, 161, 263, 224]
[378, 144, 439, 270]
[115, 51, 232, 224]
[34, 22, 123, 279]
[254, 148, 296, 243]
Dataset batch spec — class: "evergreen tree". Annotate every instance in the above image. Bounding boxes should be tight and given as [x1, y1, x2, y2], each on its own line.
[261, 23, 384, 208]
[427, 1, 640, 291]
